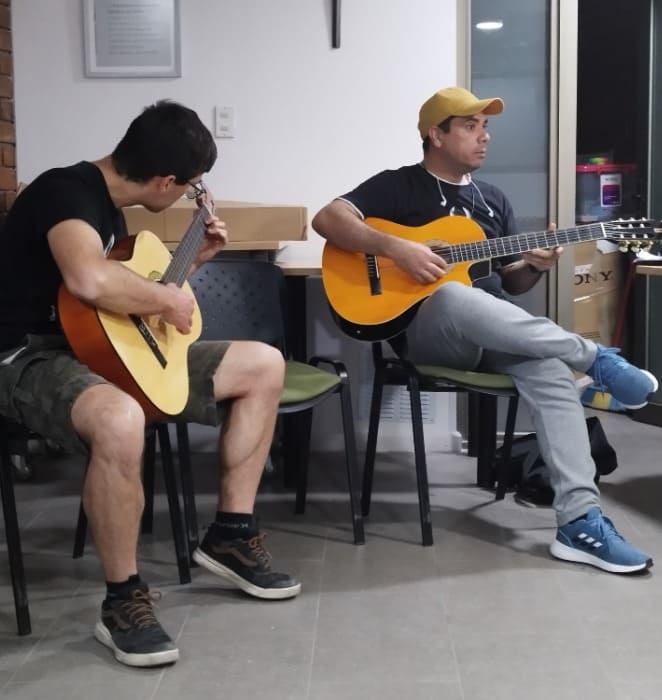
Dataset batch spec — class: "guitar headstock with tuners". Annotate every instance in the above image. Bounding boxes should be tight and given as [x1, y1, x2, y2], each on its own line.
[602, 218, 661, 252]
[187, 181, 215, 216]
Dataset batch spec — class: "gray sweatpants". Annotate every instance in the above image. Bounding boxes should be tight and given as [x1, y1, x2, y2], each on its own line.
[405, 281, 600, 526]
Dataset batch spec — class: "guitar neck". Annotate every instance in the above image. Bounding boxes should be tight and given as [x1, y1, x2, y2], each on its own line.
[160, 205, 209, 287]
[435, 222, 608, 264]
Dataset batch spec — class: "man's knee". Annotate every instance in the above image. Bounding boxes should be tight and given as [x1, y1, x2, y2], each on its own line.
[73, 386, 146, 460]
[249, 342, 285, 388]
[420, 281, 478, 325]
[429, 281, 474, 308]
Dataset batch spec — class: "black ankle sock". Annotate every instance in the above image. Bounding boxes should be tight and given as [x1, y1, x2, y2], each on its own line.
[105, 573, 143, 600]
[211, 511, 258, 541]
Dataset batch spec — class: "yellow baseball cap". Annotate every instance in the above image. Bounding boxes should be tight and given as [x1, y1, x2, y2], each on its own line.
[417, 86, 504, 139]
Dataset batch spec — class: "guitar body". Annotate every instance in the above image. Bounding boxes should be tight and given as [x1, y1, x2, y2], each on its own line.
[58, 230, 202, 423]
[322, 214, 657, 342]
[321, 216, 485, 340]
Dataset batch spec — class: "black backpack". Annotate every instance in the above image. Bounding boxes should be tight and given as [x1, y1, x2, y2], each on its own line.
[494, 416, 617, 507]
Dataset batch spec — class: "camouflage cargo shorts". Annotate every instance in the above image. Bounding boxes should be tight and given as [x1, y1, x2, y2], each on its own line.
[0, 334, 231, 455]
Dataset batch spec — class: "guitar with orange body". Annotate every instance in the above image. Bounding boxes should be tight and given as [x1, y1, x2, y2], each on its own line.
[57, 189, 214, 423]
[321, 215, 658, 341]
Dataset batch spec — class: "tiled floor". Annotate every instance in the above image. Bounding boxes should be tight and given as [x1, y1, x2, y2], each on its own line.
[1, 409, 662, 699]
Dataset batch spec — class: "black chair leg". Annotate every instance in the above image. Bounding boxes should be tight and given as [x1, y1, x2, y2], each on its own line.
[467, 393, 480, 458]
[142, 426, 156, 535]
[72, 502, 87, 559]
[282, 414, 300, 490]
[155, 424, 191, 585]
[495, 395, 520, 500]
[362, 367, 384, 517]
[175, 423, 199, 560]
[475, 394, 497, 488]
[337, 381, 365, 545]
[1, 426, 32, 635]
[407, 374, 433, 546]
[294, 410, 313, 515]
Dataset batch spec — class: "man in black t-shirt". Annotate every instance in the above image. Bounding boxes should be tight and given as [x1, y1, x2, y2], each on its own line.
[0, 101, 300, 667]
[313, 86, 658, 576]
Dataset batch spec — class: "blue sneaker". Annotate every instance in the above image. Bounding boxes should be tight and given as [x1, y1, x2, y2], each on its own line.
[586, 345, 658, 410]
[580, 382, 627, 413]
[550, 507, 652, 574]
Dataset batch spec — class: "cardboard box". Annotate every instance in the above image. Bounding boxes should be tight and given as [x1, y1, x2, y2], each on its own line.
[573, 240, 626, 346]
[122, 199, 307, 244]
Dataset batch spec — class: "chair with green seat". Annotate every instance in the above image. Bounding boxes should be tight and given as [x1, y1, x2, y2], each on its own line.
[362, 340, 519, 545]
[158, 258, 364, 547]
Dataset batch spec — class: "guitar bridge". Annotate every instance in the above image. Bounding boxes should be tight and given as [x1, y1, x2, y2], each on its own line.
[130, 314, 168, 368]
[366, 254, 382, 295]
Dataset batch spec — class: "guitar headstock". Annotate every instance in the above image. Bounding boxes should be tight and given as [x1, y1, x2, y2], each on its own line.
[603, 218, 661, 252]
[186, 180, 215, 215]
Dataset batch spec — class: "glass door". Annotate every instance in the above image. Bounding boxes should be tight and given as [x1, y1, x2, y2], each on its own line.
[470, 0, 551, 317]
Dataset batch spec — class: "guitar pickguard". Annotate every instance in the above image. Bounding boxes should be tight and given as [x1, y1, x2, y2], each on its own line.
[468, 260, 492, 283]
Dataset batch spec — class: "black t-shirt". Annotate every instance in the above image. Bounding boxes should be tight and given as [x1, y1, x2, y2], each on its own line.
[339, 163, 521, 296]
[0, 161, 127, 350]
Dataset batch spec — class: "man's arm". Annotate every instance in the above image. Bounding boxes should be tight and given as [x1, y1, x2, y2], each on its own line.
[48, 219, 195, 333]
[500, 245, 563, 295]
[312, 199, 447, 284]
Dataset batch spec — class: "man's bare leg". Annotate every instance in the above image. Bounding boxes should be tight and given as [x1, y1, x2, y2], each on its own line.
[193, 340, 301, 599]
[213, 341, 284, 512]
[71, 384, 145, 581]
[72, 383, 179, 666]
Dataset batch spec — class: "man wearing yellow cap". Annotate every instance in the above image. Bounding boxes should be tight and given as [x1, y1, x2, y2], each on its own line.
[313, 86, 657, 575]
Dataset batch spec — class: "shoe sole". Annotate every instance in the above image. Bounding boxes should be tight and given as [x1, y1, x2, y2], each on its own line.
[549, 540, 653, 574]
[620, 370, 659, 410]
[94, 622, 180, 667]
[192, 548, 302, 600]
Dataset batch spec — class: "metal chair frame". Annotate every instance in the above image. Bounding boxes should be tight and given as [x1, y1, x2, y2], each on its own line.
[362, 342, 519, 546]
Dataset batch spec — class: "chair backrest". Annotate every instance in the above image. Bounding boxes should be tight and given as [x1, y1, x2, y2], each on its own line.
[189, 259, 288, 353]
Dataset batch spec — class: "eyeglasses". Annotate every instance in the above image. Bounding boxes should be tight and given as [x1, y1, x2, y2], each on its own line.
[185, 180, 206, 200]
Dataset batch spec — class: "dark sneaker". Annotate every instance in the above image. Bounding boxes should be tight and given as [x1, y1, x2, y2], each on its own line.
[193, 529, 301, 600]
[550, 507, 653, 574]
[94, 585, 179, 667]
[586, 345, 658, 409]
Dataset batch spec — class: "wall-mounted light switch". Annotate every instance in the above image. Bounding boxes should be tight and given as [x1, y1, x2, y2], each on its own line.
[214, 106, 235, 138]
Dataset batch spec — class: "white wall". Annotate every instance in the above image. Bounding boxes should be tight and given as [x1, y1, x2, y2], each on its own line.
[12, 0, 459, 451]
[13, 0, 457, 258]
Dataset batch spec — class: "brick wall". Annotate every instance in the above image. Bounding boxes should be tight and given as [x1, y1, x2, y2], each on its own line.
[0, 0, 14, 225]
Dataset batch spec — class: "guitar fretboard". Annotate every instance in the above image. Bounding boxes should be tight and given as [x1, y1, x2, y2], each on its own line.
[160, 204, 210, 287]
[431, 222, 609, 264]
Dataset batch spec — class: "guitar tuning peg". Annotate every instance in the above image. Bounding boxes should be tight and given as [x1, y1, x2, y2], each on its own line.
[618, 242, 630, 252]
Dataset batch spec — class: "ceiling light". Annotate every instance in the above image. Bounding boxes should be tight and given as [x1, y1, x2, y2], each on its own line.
[475, 20, 504, 31]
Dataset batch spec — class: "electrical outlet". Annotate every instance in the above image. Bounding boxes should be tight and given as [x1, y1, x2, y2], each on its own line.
[214, 105, 235, 138]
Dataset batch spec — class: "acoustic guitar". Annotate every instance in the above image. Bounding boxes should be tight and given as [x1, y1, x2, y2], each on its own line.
[57, 188, 214, 423]
[321, 215, 658, 341]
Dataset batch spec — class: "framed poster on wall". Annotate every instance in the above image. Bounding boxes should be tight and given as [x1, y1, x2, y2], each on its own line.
[82, 0, 181, 78]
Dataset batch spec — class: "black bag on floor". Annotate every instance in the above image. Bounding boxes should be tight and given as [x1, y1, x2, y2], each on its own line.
[495, 416, 617, 507]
